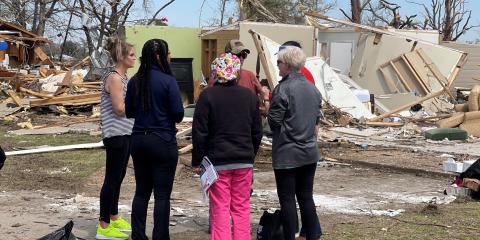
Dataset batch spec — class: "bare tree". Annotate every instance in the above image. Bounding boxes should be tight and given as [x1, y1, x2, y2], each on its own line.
[239, 0, 335, 24]
[73, 0, 134, 54]
[365, 0, 419, 29]
[413, 0, 477, 41]
[340, 0, 372, 23]
[147, 0, 176, 25]
[0, 0, 64, 36]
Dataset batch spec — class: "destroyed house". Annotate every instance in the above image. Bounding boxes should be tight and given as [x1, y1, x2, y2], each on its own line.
[0, 19, 52, 68]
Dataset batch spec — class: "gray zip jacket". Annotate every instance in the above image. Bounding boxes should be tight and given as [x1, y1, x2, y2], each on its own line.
[268, 72, 322, 169]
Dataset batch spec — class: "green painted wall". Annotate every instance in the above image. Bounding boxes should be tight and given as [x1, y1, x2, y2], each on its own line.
[125, 26, 202, 81]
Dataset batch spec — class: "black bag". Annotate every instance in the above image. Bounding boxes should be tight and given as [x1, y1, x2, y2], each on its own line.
[0, 145, 5, 171]
[38, 221, 77, 240]
[460, 159, 480, 180]
[257, 210, 284, 240]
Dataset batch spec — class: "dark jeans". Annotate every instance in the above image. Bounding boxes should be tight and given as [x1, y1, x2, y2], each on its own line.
[130, 134, 178, 240]
[99, 135, 130, 223]
[274, 163, 322, 240]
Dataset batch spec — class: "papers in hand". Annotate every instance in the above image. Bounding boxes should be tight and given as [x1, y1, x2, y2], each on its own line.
[200, 156, 218, 200]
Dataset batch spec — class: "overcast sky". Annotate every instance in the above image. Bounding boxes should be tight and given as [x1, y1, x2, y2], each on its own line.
[130, 0, 480, 42]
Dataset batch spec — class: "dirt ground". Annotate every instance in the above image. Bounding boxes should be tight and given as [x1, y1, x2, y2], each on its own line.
[1, 127, 480, 240]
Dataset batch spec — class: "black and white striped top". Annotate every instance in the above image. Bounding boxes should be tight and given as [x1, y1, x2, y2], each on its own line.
[101, 70, 134, 139]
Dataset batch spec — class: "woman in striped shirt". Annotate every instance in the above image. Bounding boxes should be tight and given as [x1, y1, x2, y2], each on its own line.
[97, 38, 136, 240]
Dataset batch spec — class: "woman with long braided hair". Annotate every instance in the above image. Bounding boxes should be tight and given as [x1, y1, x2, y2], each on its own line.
[125, 39, 184, 240]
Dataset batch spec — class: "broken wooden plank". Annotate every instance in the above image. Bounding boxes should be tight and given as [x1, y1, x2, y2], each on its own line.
[4, 90, 22, 106]
[176, 127, 192, 138]
[29, 93, 101, 107]
[34, 47, 55, 66]
[19, 87, 53, 99]
[369, 89, 446, 122]
[54, 56, 91, 96]
[178, 144, 193, 154]
[366, 121, 404, 127]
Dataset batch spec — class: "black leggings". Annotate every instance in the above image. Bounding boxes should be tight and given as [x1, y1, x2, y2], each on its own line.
[274, 163, 321, 240]
[130, 134, 178, 240]
[100, 135, 130, 223]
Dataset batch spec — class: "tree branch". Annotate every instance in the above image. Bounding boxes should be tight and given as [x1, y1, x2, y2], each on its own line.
[147, 0, 176, 25]
[339, 8, 354, 22]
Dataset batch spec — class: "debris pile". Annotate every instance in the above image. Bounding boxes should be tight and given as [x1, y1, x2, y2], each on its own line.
[0, 21, 103, 132]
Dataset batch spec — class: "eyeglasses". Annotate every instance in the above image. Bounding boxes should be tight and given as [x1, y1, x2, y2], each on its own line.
[235, 51, 248, 59]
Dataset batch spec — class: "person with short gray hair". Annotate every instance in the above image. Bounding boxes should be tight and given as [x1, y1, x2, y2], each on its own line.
[269, 46, 323, 240]
[276, 46, 307, 72]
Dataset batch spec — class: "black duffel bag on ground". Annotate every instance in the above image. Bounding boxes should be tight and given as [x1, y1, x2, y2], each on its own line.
[460, 159, 480, 180]
[0, 145, 5, 170]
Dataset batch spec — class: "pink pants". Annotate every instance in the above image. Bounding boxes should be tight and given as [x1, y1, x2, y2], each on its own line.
[209, 168, 253, 240]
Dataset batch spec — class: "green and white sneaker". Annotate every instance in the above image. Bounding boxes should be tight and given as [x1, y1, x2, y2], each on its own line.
[96, 224, 129, 239]
[111, 217, 132, 233]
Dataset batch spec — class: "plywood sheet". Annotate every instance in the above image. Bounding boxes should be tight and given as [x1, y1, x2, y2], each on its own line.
[240, 22, 315, 81]
[351, 33, 464, 109]
[257, 32, 373, 119]
[306, 57, 374, 119]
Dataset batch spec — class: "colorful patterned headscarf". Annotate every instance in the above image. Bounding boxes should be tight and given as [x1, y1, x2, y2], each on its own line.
[211, 53, 241, 83]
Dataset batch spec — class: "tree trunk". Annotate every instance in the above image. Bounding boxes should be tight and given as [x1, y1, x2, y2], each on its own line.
[32, 0, 40, 33]
[351, 0, 361, 23]
[239, 0, 247, 20]
[36, 0, 48, 36]
[443, 0, 453, 41]
[220, 0, 228, 26]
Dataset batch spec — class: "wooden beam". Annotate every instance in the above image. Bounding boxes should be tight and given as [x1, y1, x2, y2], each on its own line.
[366, 121, 404, 127]
[402, 52, 432, 94]
[389, 61, 412, 92]
[249, 29, 276, 89]
[19, 87, 53, 99]
[34, 47, 55, 66]
[399, 55, 429, 94]
[30, 93, 101, 107]
[178, 144, 193, 154]
[369, 90, 446, 122]
[415, 48, 456, 102]
[378, 67, 400, 93]
[4, 90, 22, 106]
[305, 12, 392, 36]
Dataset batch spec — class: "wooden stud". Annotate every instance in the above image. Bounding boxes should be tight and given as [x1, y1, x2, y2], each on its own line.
[389, 61, 412, 92]
[378, 67, 400, 93]
[400, 55, 429, 94]
[415, 48, 456, 102]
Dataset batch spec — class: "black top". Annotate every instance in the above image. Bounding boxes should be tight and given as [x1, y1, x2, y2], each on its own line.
[125, 65, 184, 143]
[192, 82, 263, 167]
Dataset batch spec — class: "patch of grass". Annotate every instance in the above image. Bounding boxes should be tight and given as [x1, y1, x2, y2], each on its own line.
[0, 149, 105, 192]
[322, 202, 480, 240]
[0, 133, 101, 150]
[0, 127, 105, 192]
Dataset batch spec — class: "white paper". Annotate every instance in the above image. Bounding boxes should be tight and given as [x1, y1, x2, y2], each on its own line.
[200, 156, 218, 200]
